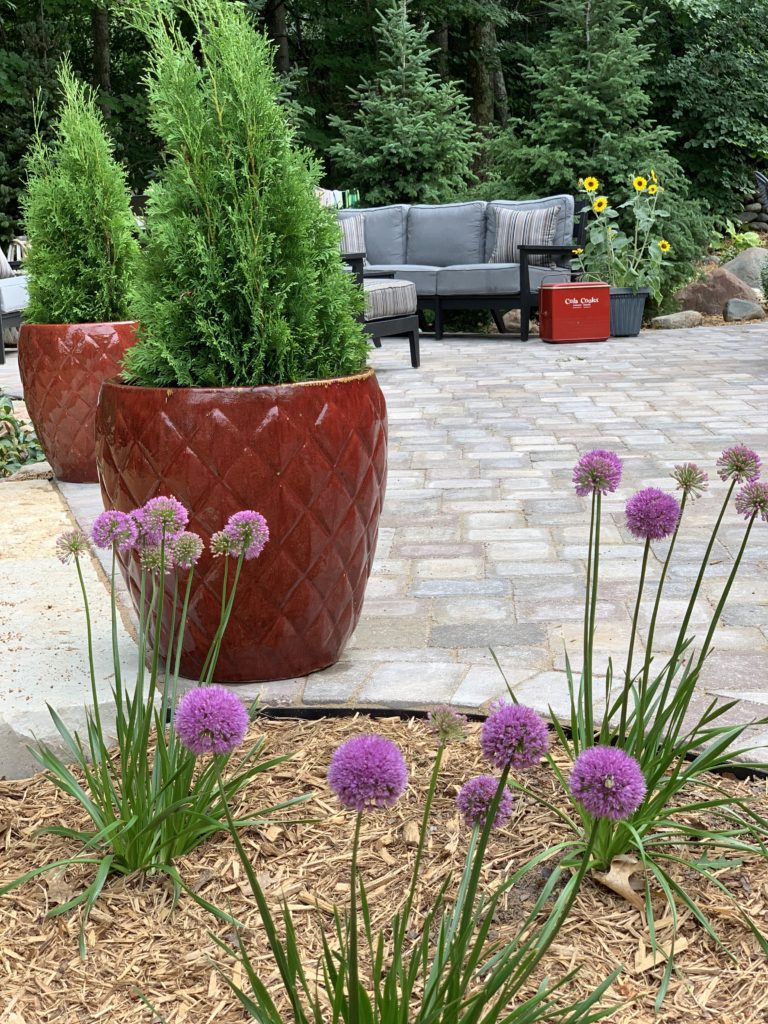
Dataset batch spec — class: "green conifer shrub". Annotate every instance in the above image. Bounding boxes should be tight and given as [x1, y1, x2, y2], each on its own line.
[328, 0, 478, 205]
[22, 60, 139, 325]
[123, 0, 368, 389]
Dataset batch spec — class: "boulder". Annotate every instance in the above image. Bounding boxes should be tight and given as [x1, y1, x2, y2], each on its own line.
[721, 246, 768, 293]
[674, 268, 758, 314]
[503, 309, 538, 335]
[723, 298, 766, 322]
[651, 311, 704, 329]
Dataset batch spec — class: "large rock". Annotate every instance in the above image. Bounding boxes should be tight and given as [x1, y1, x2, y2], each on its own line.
[721, 246, 768, 293]
[651, 310, 703, 329]
[723, 298, 766, 322]
[674, 268, 758, 314]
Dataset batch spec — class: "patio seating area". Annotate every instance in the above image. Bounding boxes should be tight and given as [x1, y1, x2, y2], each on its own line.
[2, 322, 766, 776]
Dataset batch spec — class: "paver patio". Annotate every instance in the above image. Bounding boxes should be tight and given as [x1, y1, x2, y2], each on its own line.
[1, 323, 767, 776]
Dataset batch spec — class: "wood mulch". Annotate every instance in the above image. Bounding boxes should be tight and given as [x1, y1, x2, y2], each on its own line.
[1, 713, 767, 1024]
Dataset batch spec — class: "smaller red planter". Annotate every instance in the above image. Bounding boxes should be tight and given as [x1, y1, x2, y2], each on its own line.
[18, 321, 138, 482]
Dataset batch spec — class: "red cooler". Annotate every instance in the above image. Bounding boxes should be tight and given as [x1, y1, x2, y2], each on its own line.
[538, 281, 611, 343]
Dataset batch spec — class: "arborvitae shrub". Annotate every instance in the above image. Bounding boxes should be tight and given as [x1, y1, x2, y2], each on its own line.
[22, 61, 139, 325]
[124, 0, 368, 389]
[328, 0, 478, 205]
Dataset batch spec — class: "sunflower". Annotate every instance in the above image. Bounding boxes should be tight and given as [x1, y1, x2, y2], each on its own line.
[658, 239, 671, 253]
[650, 168, 658, 183]
[592, 196, 608, 213]
[572, 247, 584, 255]
[647, 184, 658, 195]
[633, 175, 648, 192]
[583, 176, 599, 192]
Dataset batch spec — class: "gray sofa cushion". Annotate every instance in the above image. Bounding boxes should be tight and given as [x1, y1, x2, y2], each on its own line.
[340, 205, 409, 264]
[485, 196, 574, 261]
[0, 275, 28, 313]
[363, 278, 417, 321]
[490, 206, 557, 267]
[436, 263, 570, 296]
[365, 264, 441, 296]
[406, 202, 486, 267]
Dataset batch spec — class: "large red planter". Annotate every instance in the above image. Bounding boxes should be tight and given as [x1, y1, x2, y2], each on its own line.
[95, 370, 388, 683]
[18, 321, 138, 482]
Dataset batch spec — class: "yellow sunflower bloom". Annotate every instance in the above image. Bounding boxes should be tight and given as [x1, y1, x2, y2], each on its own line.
[583, 177, 599, 192]
[592, 196, 608, 213]
[658, 239, 671, 253]
[633, 176, 648, 192]
[647, 184, 658, 195]
[650, 168, 658, 183]
[572, 247, 584, 255]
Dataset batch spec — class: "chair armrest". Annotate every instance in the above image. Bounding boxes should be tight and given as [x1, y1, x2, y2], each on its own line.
[341, 252, 365, 286]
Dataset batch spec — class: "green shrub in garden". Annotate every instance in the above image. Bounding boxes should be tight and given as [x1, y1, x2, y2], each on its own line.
[328, 0, 478, 205]
[496, 446, 768, 1005]
[123, 0, 368, 389]
[0, 392, 45, 476]
[0, 499, 309, 956]
[203, 705, 624, 1023]
[22, 59, 139, 325]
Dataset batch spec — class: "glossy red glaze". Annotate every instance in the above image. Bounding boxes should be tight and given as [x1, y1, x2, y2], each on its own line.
[18, 321, 138, 482]
[95, 370, 388, 682]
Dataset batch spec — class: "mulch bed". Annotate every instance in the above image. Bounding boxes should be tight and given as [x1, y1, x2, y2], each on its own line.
[1, 713, 767, 1024]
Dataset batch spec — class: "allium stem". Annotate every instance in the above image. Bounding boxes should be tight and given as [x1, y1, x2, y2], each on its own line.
[349, 811, 363, 1024]
[199, 553, 245, 686]
[398, 742, 445, 947]
[458, 765, 511, 942]
[581, 491, 597, 747]
[693, 513, 756, 677]
[167, 568, 196, 762]
[618, 539, 650, 745]
[74, 552, 100, 737]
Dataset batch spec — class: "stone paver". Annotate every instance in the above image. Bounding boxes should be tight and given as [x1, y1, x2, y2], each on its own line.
[1, 323, 767, 775]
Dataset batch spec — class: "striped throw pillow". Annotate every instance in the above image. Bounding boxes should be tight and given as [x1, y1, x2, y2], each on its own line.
[339, 214, 366, 256]
[490, 206, 558, 267]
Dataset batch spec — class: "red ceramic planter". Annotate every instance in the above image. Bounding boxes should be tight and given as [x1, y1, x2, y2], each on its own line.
[95, 369, 388, 683]
[18, 321, 138, 482]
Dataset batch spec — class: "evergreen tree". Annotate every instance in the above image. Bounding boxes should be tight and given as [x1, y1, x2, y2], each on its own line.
[22, 59, 139, 324]
[124, 0, 368, 389]
[328, 0, 478, 204]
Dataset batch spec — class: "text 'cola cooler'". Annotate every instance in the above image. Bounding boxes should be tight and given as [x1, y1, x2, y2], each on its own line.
[538, 281, 611, 343]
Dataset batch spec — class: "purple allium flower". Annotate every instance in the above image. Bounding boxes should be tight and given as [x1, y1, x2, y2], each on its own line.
[569, 746, 646, 821]
[427, 705, 467, 745]
[572, 450, 623, 497]
[170, 531, 204, 569]
[138, 495, 189, 542]
[211, 510, 269, 561]
[481, 703, 549, 771]
[327, 735, 408, 812]
[716, 445, 761, 484]
[55, 530, 88, 564]
[91, 510, 138, 551]
[734, 480, 768, 523]
[625, 488, 681, 541]
[456, 775, 513, 830]
[175, 685, 249, 756]
[671, 463, 708, 500]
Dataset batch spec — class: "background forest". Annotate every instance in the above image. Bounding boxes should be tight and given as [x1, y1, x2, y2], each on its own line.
[2, 0, 767, 296]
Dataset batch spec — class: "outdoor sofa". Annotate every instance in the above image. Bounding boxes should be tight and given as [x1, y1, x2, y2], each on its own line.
[338, 196, 585, 341]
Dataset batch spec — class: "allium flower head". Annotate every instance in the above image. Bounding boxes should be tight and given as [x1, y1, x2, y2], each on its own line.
[572, 450, 623, 497]
[671, 463, 708, 500]
[56, 530, 88, 564]
[625, 488, 681, 541]
[91, 510, 138, 551]
[328, 735, 408, 812]
[175, 685, 249, 756]
[427, 705, 467, 745]
[481, 703, 549, 770]
[735, 480, 768, 523]
[170, 531, 204, 569]
[212, 510, 269, 561]
[456, 775, 513, 830]
[716, 445, 761, 484]
[140, 495, 189, 540]
[140, 545, 172, 575]
[569, 746, 646, 821]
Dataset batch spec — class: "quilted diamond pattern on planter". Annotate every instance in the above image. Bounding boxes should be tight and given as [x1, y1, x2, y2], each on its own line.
[18, 322, 137, 482]
[95, 369, 388, 682]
